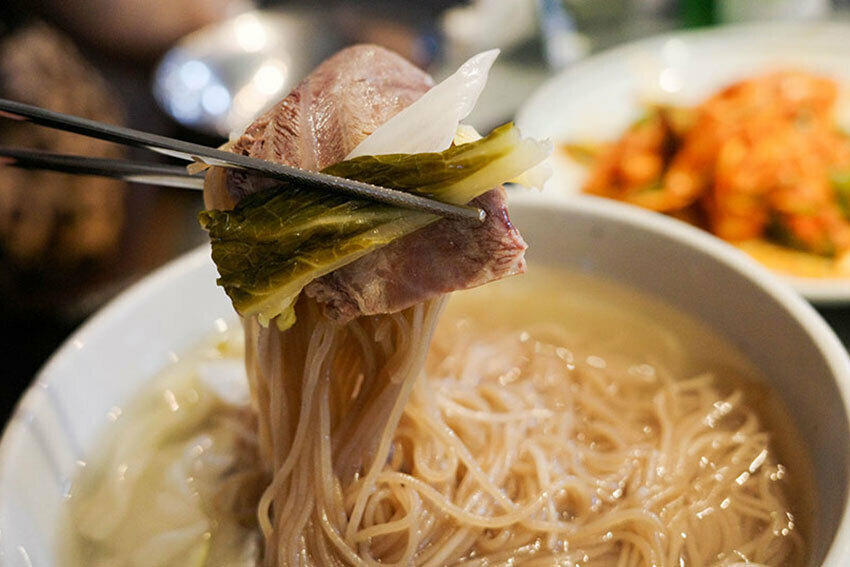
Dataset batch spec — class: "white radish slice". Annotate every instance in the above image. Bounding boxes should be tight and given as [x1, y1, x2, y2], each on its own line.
[347, 49, 500, 157]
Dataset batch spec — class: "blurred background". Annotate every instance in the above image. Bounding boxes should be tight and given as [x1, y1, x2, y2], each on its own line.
[1, 0, 850, 421]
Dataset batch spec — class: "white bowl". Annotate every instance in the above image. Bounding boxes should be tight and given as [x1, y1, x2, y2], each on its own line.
[516, 22, 850, 303]
[1, 196, 849, 566]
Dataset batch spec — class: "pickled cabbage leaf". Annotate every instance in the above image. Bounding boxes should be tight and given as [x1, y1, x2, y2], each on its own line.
[199, 123, 549, 329]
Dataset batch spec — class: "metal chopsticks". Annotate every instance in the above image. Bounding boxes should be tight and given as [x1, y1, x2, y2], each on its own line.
[0, 147, 205, 189]
[0, 98, 485, 222]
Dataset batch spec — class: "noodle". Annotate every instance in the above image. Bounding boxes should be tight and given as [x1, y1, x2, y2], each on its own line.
[243, 289, 805, 566]
[244, 296, 447, 566]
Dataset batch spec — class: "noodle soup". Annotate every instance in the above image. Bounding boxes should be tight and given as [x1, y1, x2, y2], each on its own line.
[62, 268, 814, 567]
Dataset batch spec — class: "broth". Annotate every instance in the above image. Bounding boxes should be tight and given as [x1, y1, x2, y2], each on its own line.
[62, 267, 815, 567]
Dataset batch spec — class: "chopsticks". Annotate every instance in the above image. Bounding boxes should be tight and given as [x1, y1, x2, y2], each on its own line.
[0, 98, 485, 222]
[0, 147, 205, 189]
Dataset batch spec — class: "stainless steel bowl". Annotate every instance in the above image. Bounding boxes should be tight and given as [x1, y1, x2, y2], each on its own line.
[153, 9, 345, 137]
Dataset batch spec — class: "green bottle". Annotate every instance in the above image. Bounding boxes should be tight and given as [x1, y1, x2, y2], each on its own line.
[682, 0, 716, 27]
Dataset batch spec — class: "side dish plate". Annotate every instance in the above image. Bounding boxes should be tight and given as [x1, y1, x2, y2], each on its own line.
[516, 22, 850, 303]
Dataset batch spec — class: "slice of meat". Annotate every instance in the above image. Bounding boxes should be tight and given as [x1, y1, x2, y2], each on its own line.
[218, 44, 433, 207]
[304, 188, 526, 321]
[214, 44, 527, 320]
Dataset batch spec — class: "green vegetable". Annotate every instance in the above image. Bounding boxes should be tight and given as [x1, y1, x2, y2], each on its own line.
[766, 214, 800, 250]
[833, 169, 850, 220]
[199, 123, 549, 329]
[766, 213, 835, 257]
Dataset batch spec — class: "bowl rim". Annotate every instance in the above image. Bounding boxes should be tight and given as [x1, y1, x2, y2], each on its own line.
[2, 194, 850, 564]
[0, 245, 214, 483]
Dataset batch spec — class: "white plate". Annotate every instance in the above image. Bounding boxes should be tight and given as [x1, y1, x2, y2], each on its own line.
[516, 22, 850, 304]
